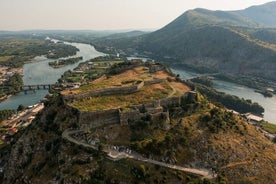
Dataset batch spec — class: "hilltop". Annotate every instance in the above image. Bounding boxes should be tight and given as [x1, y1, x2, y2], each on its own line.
[234, 1, 276, 27]
[93, 1, 276, 84]
[1, 60, 276, 183]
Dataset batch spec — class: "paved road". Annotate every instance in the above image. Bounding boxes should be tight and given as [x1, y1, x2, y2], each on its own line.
[4, 103, 44, 127]
[62, 129, 215, 179]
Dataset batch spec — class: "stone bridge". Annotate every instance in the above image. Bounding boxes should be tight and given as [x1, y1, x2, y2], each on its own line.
[21, 84, 55, 94]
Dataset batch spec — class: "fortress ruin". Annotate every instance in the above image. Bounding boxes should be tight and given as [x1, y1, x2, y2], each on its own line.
[61, 61, 197, 129]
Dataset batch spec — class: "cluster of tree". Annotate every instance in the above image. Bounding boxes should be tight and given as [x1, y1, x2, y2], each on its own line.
[1, 73, 23, 96]
[191, 77, 213, 87]
[88, 55, 124, 62]
[131, 164, 150, 181]
[0, 109, 15, 122]
[108, 60, 143, 74]
[45, 41, 79, 59]
[0, 36, 79, 68]
[194, 83, 264, 115]
[201, 108, 238, 133]
[48, 56, 83, 68]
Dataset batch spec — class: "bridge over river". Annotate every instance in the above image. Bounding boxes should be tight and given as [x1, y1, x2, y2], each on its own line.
[20, 84, 55, 94]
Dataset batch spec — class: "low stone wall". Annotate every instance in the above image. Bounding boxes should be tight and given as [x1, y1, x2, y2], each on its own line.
[64, 81, 146, 103]
[144, 79, 165, 86]
[159, 96, 181, 107]
[63, 78, 166, 103]
[64, 85, 140, 102]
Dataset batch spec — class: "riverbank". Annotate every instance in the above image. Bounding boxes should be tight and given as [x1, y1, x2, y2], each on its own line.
[0, 103, 44, 147]
[216, 73, 276, 98]
[0, 40, 105, 111]
[0, 95, 12, 103]
[48, 56, 83, 68]
[171, 68, 276, 124]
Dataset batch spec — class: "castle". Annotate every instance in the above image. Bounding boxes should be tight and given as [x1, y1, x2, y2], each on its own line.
[62, 61, 197, 129]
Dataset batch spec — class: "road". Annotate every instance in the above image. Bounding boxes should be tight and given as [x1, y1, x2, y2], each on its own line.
[62, 129, 215, 179]
[4, 103, 44, 127]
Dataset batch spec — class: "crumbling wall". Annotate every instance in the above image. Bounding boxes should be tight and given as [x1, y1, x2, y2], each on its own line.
[78, 109, 120, 129]
[144, 79, 165, 85]
[64, 88, 197, 129]
[119, 109, 144, 126]
[159, 96, 181, 107]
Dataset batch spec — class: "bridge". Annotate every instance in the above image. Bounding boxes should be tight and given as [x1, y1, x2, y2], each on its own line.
[20, 84, 55, 94]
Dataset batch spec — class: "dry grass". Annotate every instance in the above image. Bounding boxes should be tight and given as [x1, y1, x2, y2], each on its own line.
[69, 82, 172, 111]
[0, 56, 13, 63]
[64, 65, 191, 111]
[170, 81, 191, 96]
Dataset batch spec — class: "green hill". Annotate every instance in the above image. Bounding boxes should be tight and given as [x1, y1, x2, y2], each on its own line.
[93, 2, 276, 81]
[1, 62, 276, 183]
[234, 1, 276, 27]
[162, 8, 259, 28]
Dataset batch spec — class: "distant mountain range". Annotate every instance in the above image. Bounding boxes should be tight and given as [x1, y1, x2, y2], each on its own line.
[94, 1, 276, 81]
[234, 1, 276, 27]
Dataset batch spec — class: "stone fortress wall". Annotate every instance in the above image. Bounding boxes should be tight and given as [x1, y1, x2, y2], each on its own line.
[67, 90, 197, 129]
[63, 80, 145, 102]
[62, 62, 197, 129]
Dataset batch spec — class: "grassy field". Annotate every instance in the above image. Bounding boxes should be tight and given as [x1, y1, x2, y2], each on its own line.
[0, 56, 13, 63]
[59, 58, 124, 85]
[260, 122, 276, 134]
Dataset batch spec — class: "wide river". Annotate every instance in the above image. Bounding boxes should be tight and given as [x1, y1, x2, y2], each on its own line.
[171, 68, 276, 124]
[0, 40, 275, 124]
[0, 40, 105, 110]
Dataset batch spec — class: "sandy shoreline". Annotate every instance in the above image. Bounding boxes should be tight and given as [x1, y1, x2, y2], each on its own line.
[0, 94, 12, 103]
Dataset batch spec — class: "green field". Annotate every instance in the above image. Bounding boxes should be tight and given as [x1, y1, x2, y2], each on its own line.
[261, 122, 276, 134]
[0, 35, 78, 67]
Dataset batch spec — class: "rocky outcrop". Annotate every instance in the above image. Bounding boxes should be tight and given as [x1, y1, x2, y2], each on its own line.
[78, 109, 120, 129]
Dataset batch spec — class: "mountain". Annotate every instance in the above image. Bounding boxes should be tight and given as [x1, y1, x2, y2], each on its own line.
[163, 8, 259, 28]
[94, 1, 276, 81]
[101, 30, 148, 40]
[234, 1, 276, 27]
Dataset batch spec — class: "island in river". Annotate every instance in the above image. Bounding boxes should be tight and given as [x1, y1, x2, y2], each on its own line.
[48, 56, 83, 68]
[0, 35, 79, 101]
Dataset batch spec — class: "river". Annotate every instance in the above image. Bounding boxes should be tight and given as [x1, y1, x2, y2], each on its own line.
[1, 40, 275, 125]
[0, 41, 105, 110]
[171, 68, 276, 124]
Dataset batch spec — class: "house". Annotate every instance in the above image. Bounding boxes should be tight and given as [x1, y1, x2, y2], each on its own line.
[245, 113, 263, 124]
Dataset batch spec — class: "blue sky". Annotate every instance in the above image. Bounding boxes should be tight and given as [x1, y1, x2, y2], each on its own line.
[0, 0, 274, 30]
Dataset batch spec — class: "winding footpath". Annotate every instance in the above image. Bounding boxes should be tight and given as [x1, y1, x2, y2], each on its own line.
[62, 129, 215, 179]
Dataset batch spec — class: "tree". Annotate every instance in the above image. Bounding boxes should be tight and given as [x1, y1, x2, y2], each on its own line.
[17, 104, 26, 112]
[272, 137, 276, 143]
[6, 73, 23, 94]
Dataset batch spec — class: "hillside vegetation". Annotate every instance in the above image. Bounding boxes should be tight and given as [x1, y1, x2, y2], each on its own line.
[93, 2, 276, 83]
[234, 1, 276, 27]
[1, 62, 276, 183]
[0, 35, 79, 68]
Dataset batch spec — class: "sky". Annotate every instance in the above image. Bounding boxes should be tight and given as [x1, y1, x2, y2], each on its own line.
[0, 0, 274, 31]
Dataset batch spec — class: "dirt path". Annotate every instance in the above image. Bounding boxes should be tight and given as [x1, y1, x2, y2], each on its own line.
[62, 129, 215, 179]
[168, 83, 176, 97]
